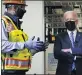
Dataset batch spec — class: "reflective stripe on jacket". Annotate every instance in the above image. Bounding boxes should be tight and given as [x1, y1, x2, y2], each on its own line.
[2, 15, 32, 70]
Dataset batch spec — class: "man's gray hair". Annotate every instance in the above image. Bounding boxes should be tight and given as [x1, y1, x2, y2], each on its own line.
[63, 11, 78, 20]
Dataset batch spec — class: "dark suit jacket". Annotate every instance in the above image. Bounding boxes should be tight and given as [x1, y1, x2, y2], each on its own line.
[54, 31, 82, 75]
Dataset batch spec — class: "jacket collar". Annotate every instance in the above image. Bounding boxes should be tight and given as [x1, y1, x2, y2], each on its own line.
[64, 31, 81, 47]
[4, 12, 18, 23]
[4, 12, 22, 29]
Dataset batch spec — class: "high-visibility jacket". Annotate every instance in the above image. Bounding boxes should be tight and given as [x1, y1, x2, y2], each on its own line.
[2, 15, 32, 70]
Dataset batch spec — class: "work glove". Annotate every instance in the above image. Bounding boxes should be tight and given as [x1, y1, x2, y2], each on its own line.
[24, 36, 46, 51]
[35, 37, 49, 51]
[28, 37, 49, 56]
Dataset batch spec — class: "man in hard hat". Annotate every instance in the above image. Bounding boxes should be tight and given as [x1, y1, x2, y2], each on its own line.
[1, 0, 48, 75]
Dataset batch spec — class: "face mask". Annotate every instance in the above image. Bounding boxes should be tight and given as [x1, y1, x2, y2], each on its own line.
[65, 21, 76, 31]
[16, 7, 26, 19]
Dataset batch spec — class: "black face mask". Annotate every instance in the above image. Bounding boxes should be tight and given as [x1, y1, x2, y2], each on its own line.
[16, 7, 26, 19]
[65, 21, 76, 31]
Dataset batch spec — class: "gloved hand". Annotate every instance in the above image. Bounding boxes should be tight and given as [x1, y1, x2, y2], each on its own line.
[24, 36, 45, 51]
[30, 41, 49, 56]
[43, 41, 49, 50]
[34, 37, 49, 51]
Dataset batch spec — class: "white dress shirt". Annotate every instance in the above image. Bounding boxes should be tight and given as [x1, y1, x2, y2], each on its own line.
[67, 29, 77, 42]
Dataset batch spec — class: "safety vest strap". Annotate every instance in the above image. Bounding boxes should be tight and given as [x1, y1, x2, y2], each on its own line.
[2, 15, 18, 30]
[1, 15, 32, 70]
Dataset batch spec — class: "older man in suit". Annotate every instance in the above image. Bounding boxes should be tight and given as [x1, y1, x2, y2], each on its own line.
[54, 11, 82, 75]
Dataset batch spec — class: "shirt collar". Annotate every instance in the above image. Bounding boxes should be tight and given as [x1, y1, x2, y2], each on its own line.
[67, 29, 77, 36]
[4, 12, 18, 23]
[4, 12, 22, 29]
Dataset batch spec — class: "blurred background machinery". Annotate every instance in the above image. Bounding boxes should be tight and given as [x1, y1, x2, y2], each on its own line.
[44, 1, 82, 43]
[44, 1, 82, 74]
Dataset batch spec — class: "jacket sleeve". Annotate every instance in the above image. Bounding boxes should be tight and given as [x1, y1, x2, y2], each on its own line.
[72, 48, 82, 56]
[72, 33, 82, 56]
[53, 35, 73, 62]
[1, 20, 25, 53]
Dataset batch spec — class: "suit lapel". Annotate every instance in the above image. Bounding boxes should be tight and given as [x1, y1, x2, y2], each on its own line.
[64, 32, 72, 47]
[75, 31, 81, 44]
[64, 31, 81, 48]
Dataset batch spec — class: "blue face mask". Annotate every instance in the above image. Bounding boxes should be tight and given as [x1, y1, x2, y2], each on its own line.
[65, 21, 76, 31]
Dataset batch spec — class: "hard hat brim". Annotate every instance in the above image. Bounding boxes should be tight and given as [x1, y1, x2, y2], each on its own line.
[3, 1, 28, 6]
[3, 3, 28, 6]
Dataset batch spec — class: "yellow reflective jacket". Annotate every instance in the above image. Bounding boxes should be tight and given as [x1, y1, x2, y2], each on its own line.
[2, 15, 32, 70]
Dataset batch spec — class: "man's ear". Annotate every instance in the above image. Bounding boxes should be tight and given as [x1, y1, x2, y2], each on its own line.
[75, 19, 78, 25]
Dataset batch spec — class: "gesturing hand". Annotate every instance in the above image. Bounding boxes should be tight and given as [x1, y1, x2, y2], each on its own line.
[25, 36, 47, 51]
